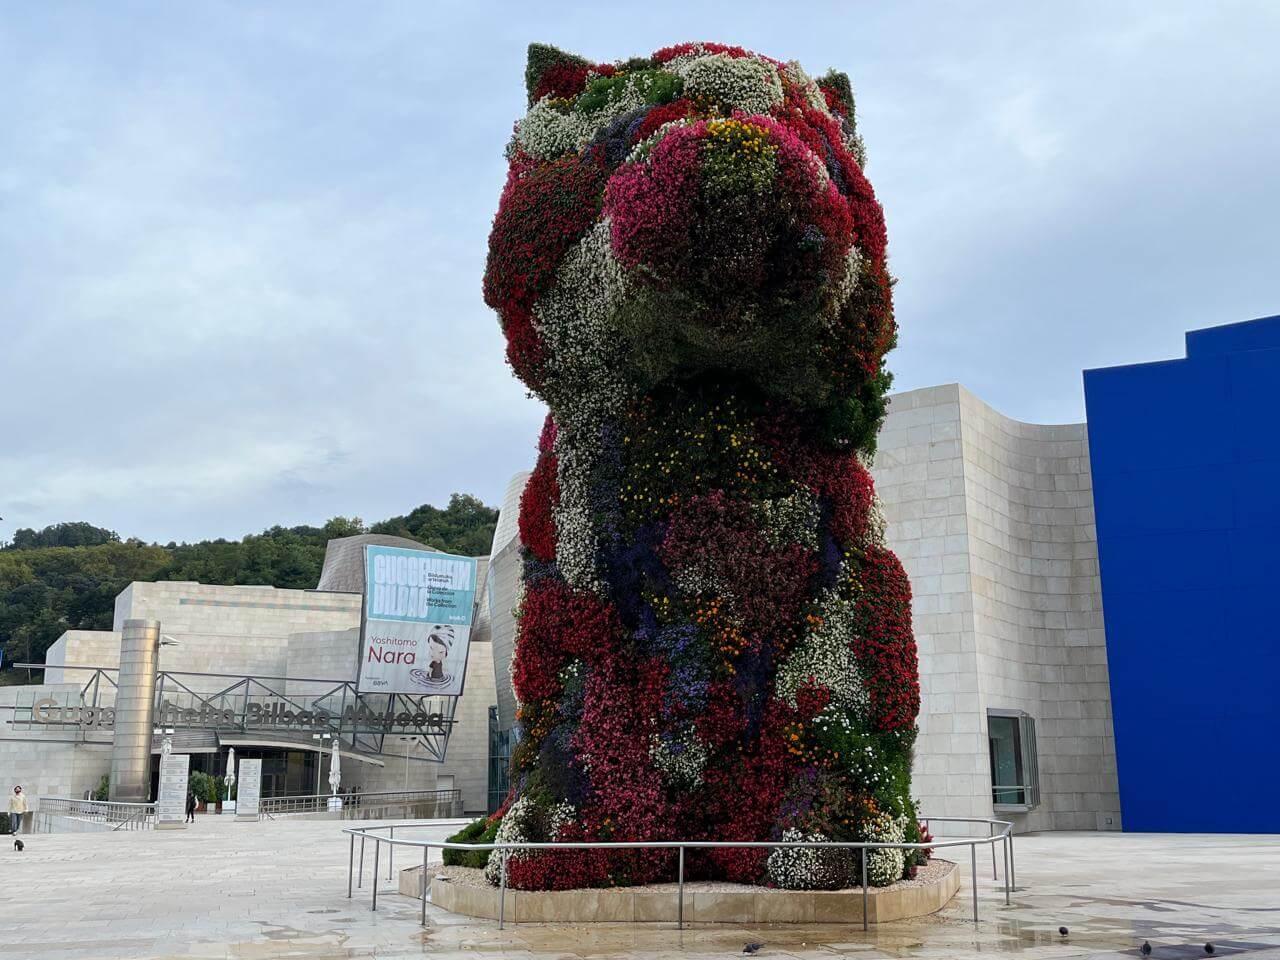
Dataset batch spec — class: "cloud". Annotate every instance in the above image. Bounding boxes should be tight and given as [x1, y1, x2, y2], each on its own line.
[0, 1, 1277, 542]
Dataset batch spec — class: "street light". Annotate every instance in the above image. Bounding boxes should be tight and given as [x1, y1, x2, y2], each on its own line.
[397, 736, 419, 792]
[312, 733, 332, 796]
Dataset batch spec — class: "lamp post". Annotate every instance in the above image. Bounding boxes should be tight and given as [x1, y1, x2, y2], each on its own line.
[312, 733, 332, 796]
[398, 736, 417, 792]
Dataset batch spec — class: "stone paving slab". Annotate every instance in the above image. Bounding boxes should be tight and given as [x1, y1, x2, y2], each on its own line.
[2, 818, 1279, 960]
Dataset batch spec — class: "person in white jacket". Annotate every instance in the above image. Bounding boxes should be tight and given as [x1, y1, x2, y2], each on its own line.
[8, 786, 28, 833]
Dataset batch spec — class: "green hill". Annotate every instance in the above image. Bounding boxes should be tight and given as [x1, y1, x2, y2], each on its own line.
[0, 494, 498, 683]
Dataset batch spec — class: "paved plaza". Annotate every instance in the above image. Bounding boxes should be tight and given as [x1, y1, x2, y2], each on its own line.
[2, 817, 1279, 960]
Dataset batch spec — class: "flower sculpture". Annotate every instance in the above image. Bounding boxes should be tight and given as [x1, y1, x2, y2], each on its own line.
[482, 41, 921, 891]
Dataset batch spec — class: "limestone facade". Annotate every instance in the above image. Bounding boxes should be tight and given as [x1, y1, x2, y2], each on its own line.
[8, 538, 500, 816]
[871, 384, 1120, 832]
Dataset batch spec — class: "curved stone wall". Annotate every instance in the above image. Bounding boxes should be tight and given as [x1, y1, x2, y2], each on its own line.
[871, 384, 1120, 832]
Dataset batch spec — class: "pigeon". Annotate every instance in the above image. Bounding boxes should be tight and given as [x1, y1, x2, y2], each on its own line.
[743, 944, 764, 955]
[1141, 942, 1152, 956]
[1205, 945, 1215, 955]
[12, 838, 23, 852]
[1059, 927, 1069, 937]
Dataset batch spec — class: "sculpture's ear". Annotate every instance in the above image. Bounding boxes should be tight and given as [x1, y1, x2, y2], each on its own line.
[525, 43, 594, 105]
[817, 69, 856, 127]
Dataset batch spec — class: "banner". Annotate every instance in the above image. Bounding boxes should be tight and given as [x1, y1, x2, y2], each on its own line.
[357, 545, 477, 696]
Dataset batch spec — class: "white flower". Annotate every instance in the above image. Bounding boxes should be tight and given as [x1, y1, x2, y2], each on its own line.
[484, 795, 577, 885]
[780, 60, 830, 114]
[533, 220, 634, 425]
[677, 54, 783, 116]
[553, 429, 604, 594]
[649, 727, 710, 787]
[776, 589, 870, 717]
[756, 487, 821, 550]
[515, 72, 674, 160]
[766, 828, 856, 890]
[861, 811, 909, 887]
[832, 245, 864, 315]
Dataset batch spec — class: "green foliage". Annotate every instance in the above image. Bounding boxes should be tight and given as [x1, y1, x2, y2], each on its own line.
[576, 69, 682, 113]
[0, 496, 498, 681]
[525, 42, 591, 105]
[188, 771, 215, 803]
[443, 815, 498, 869]
[370, 494, 498, 558]
[93, 774, 110, 801]
[3, 522, 119, 551]
[0, 541, 172, 680]
[816, 69, 855, 125]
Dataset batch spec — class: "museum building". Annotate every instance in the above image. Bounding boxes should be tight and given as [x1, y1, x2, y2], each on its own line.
[495, 313, 1278, 836]
[0, 535, 500, 815]
[2, 314, 1275, 834]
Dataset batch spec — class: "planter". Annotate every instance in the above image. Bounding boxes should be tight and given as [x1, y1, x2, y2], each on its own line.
[215, 801, 223, 814]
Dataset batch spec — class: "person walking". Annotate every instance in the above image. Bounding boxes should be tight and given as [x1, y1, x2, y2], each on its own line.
[185, 788, 197, 824]
[8, 786, 28, 834]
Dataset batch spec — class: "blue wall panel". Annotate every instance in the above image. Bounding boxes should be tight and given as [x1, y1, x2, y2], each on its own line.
[1084, 315, 1280, 834]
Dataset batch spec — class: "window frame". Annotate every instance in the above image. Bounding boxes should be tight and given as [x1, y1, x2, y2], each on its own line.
[987, 708, 1040, 812]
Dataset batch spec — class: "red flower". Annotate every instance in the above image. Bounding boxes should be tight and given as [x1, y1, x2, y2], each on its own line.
[853, 545, 920, 731]
[519, 451, 559, 564]
[484, 153, 610, 388]
[511, 582, 622, 704]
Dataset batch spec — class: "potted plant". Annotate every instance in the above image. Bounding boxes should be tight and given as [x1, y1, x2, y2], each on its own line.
[188, 771, 213, 813]
[213, 776, 225, 814]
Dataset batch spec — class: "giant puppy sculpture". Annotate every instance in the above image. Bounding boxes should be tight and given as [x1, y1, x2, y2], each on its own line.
[484, 42, 920, 891]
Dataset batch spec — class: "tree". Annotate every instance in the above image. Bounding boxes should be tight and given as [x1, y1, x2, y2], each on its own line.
[5, 522, 119, 551]
[0, 497, 499, 683]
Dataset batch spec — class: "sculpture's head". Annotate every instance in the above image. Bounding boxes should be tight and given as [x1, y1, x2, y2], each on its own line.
[485, 42, 896, 446]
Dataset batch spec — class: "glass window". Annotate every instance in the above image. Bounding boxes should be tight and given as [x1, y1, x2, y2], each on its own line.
[988, 710, 1040, 808]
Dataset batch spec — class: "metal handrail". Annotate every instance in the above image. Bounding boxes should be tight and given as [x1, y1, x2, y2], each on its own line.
[260, 788, 461, 819]
[37, 796, 156, 833]
[340, 815, 1015, 931]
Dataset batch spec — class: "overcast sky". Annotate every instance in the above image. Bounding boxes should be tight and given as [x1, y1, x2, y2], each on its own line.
[2, 1, 1277, 544]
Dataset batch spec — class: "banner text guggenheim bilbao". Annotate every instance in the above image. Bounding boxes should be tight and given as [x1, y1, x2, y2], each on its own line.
[358, 544, 478, 697]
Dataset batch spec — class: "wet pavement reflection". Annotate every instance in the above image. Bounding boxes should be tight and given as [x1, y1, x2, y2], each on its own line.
[3, 818, 1278, 959]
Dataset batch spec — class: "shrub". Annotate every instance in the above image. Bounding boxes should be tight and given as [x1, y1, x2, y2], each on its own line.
[443, 816, 499, 869]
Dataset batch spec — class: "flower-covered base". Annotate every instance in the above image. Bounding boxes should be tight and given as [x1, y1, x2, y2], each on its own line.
[423, 859, 959, 924]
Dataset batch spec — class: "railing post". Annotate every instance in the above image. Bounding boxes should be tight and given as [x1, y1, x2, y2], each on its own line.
[498, 848, 508, 930]
[990, 822, 997, 879]
[372, 840, 380, 911]
[347, 834, 355, 899]
[389, 825, 395, 881]
[427, 844, 437, 926]
[970, 843, 978, 924]
[860, 846, 869, 931]
[677, 845, 684, 930]
[358, 835, 366, 889]
[1009, 827, 1016, 891]
[1003, 834, 1011, 905]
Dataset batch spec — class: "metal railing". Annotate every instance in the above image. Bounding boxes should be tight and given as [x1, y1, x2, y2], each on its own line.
[341, 815, 1015, 931]
[36, 796, 155, 833]
[261, 788, 461, 820]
